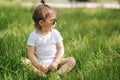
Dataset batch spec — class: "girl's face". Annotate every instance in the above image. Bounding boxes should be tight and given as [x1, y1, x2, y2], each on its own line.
[41, 13, 57, 31]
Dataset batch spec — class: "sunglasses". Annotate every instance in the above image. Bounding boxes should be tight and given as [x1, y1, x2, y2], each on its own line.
[48, 18, 58, 25]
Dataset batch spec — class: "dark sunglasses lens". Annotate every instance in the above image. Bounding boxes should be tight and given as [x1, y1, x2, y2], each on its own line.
[52, 19, 57, 25]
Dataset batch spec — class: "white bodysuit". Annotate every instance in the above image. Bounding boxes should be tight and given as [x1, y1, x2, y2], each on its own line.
[27, 29, 63, 66]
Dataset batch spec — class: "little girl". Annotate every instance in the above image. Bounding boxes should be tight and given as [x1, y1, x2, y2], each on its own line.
[22, 0, 76, 78]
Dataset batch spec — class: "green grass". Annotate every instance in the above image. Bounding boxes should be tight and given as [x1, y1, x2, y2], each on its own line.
[0, 2, 120, 80]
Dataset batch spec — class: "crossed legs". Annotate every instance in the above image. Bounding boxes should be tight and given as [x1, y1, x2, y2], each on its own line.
[21, 57, 76, 75]
[57, 57, 76, 74]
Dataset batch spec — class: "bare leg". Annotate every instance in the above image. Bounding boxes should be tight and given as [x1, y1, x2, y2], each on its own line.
[57, 57, 76, 74]
[21, 57, 46, 77]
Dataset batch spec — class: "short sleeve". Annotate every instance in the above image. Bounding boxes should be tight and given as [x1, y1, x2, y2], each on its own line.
[53, 29, 63, 43]
[27, 32, 36, 46]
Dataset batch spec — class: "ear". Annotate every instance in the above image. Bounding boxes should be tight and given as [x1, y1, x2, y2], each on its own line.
[39, 20, 44, 26]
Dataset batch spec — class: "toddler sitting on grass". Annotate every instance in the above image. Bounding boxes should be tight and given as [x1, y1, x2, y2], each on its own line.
[22, 0, 76, 79]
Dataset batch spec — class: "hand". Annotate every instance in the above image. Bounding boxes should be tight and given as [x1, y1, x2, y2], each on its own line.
[40, 65, 48, 73]
[48, 62, 58, 71]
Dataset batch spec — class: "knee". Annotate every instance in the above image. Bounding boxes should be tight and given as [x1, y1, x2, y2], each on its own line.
[68, 57, 76, 66]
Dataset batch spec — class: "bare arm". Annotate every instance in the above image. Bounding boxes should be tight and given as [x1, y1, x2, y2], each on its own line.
[28, 45, 49, 73]
[54, 41, 64, 64]
[27, 45, 42, 70]
[48, 41, 64, 70]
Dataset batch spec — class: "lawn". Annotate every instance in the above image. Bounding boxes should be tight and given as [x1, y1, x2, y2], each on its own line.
[0, 2, 120, 80]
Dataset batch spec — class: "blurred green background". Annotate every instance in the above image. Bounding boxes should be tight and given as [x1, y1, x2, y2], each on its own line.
[0, 0, 119, 2]
[0, 0, 120, 80]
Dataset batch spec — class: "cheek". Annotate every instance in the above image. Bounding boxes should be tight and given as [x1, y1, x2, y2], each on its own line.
[47, 23, 53, 27]
[44, 23, 52, 28]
